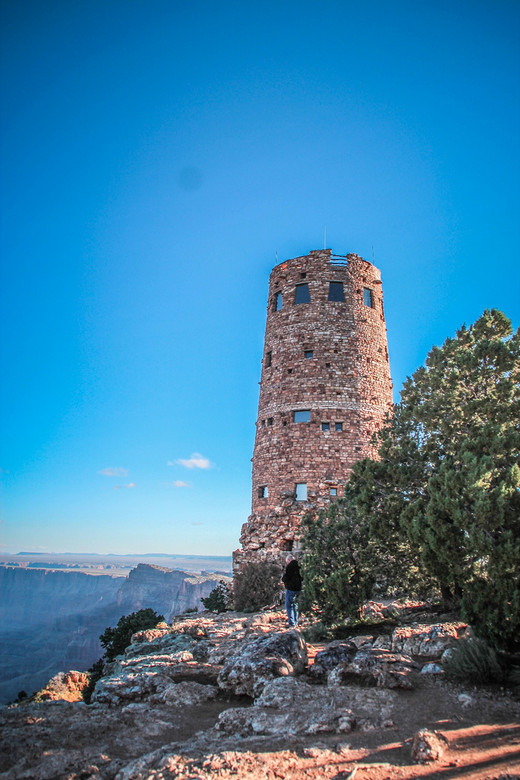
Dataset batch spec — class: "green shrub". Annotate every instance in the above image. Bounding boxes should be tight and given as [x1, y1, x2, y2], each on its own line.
[442, 637, 505, 684]
[233, 562, 281, 612]
[301, 621, 333, 643]
[99, 608, 164, 662]
[350, 310, 520, 648]
[201, 580, 232, 612]
[300, 493, 382, 625]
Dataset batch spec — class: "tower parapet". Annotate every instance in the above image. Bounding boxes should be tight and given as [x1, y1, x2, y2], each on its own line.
[233, 249, 393, 570]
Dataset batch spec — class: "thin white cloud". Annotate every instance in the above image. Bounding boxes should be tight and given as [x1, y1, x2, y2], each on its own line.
[98, 467, 128, 477]
[171, 480, 191, 488]
[172, 453, 214, 470]
[191, 521, 204, 526]
[113, 483, 136, 490]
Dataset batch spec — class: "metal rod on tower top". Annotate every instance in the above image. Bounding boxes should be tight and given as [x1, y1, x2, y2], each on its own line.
[323, 226, 326, 249]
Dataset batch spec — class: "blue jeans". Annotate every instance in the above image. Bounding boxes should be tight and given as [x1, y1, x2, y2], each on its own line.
[285, 589, 300, 627]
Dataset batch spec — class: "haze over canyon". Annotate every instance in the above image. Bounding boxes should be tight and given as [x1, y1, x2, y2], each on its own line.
[0, 553, 231, 704]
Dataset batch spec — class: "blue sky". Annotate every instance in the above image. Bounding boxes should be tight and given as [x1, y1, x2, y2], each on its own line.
[1, 0, 519, 555]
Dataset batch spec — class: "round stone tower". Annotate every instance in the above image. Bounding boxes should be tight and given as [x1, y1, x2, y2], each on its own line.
[233, 248, 393, 570]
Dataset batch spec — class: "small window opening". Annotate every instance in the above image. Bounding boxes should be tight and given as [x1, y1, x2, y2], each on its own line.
[274, 291, 283, 311]
[267, 417, 274, 426]
[335, 422, 343, 431]
[265, 351, 272, 368]
[294, 283, 311, 304]
[325, 362, 331, 368]
[295, 483, 307, 501]
[261, 419, 266, 427]
[330, 488, 338, 496]
[328, 281, 345, 302]
[258, 485, 268, 499]
[288, 368, 293, 374]
[321, 422, 330, 432]
[282, 539, 294, 551]
[300, 271, 307, 279]
[363, 287, 374, 308]
[304, 350, 313, 359]
[294, 410, 311, 423]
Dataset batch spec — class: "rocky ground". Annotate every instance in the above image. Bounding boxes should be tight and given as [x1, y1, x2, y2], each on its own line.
[0, 604, 519, 779]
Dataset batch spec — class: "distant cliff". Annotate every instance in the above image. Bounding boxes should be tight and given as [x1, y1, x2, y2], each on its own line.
[0, 564, 226, 704]
[0, 567, 121, 631]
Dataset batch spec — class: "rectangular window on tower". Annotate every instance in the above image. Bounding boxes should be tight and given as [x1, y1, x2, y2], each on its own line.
[293, 410, 311, 422]
[265, 351, 272, 368]
[304, 350, 314, 359]
[273, 292, 283, 311]
[258, 486, 268, 499]
[363, 287, 374, 308]
[295, 483, 307, 501]
[328, 282, 345, 302]
[294, 283, 311, 304]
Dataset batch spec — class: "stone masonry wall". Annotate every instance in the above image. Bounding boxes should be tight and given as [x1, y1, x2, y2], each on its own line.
[233, 249, 393, 571]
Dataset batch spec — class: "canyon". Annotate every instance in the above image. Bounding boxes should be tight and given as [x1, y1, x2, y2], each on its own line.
[0, 563, 228, 704]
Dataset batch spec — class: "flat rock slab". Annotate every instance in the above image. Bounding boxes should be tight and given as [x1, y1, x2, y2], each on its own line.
[328, 647, 418, 689]
[216, 676, 396, 737]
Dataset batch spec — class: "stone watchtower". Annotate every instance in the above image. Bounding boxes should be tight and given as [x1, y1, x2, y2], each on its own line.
[233, 249, 393, 570]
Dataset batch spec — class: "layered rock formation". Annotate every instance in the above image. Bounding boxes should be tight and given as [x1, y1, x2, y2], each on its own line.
[0, 566, 121, 631]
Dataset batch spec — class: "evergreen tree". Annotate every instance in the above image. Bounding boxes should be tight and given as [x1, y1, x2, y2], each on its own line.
[99, 608, 164, 661]
[300, 490, 376, 623]
[201, 580, 232, 612]
[352, 310, 520, 650]
[233, 561, 281, 612]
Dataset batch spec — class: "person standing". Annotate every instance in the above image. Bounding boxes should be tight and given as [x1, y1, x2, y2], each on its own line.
[282, 555, 302, 627]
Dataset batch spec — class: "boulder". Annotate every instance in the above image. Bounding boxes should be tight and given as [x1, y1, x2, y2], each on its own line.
[92, 665, 174, 704]
[125, 631, 195, 659]
[361, 601, 400, 620]
[307, 640, 358, 680]
[392, 623, 467, 658]
[217, 630, 308, 697]
[411, 728, 448, 762]
[191, 640, 213, 662]
[421, 663, 443, 675]
[328, 647, 417, 689]
[92, 652, 219, 705]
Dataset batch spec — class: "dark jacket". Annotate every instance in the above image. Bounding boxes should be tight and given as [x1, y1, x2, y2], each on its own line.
[282, 560, 302, 591]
